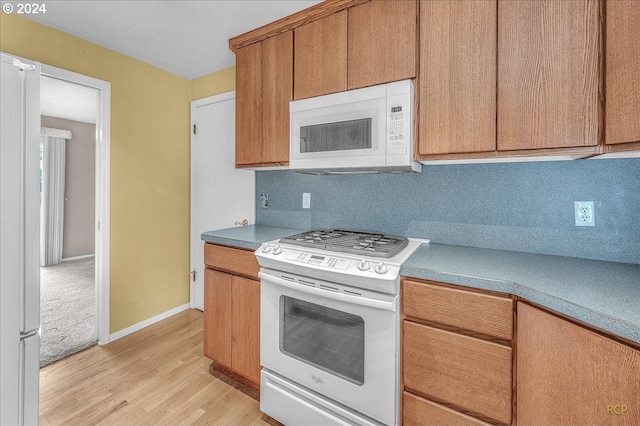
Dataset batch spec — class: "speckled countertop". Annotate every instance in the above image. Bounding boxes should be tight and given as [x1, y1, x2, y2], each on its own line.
[201, 225, 640, 344]
[201, 225, 306, 250]
[402, 243, 640, 344]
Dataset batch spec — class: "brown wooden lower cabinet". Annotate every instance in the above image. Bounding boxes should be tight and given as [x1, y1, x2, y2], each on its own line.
[517, 302, 640, 425]
[402, 277, 514, 425]
[203, 243, 261, 390]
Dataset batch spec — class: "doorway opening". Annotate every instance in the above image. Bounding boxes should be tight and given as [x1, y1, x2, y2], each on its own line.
[38, 64, 111, 365]
[39, 75, 99, 365]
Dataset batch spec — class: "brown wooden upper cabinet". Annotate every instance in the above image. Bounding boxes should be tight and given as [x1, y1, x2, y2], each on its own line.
[262, 32, 293, 164]
[497, 0, 601, 151]
[236, 31, 292, 167]
[294, 11, 348, 100]
[605, 0, 640, 148]
[294, 1, 417, 100]
[234, 0, 618, 163]
[417, 0, 496, 156]
[235, 42, 262, 166]
[347, 0, 417, 90]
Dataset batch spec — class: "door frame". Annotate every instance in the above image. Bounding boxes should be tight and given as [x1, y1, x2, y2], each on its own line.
[189, 91, 236, 308]
[40, 64, 111, 345]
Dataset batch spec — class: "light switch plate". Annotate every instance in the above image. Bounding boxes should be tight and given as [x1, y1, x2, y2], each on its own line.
[302, 193, 311, 209]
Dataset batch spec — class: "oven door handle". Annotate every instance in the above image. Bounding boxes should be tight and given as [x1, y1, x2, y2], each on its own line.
[259, 271, 396, 312]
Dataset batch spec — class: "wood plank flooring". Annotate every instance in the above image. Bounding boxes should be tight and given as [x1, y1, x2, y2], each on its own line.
[39, 309, 269, 425]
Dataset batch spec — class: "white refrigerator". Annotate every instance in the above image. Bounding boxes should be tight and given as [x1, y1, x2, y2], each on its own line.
[0, 53, 41, 426]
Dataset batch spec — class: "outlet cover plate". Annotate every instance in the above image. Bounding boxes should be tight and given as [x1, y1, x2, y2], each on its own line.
[574, 201, 595, 226]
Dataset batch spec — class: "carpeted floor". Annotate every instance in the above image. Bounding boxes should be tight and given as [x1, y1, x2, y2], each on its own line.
[40, 257, 97, 366]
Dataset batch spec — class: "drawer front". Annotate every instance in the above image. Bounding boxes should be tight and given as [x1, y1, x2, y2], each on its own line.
[403, 278, 513, 340]
[403, 391, 491, 426]
[204, 243, 260, 279]
[403, 321, 512, 424]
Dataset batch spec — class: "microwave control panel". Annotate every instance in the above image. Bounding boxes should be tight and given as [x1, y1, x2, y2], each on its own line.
[389, 105, 405, 146]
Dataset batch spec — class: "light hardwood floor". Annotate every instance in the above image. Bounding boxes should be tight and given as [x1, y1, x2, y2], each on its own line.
[40, 309, 270, 425]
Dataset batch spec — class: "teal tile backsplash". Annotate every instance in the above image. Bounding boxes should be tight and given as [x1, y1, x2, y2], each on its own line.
[255, 158, 640, 264]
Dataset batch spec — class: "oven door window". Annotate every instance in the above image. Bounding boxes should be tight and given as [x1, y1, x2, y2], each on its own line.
[300, 118, 372, 153]
[280, 296, 365, 386]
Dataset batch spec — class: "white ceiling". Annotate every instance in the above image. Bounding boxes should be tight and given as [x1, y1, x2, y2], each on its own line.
[24, 0, 322, 79]
[27, 1, 321, 124]
[41, 76, 98, 124]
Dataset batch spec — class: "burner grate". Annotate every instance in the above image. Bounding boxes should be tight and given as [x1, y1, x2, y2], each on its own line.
[280, 229, 409, 259]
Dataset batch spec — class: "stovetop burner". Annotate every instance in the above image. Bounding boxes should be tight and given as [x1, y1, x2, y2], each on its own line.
[279, 229, 409, 259]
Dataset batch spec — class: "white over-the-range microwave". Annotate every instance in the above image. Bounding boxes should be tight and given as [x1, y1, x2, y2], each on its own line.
[289, 79, 421, 174]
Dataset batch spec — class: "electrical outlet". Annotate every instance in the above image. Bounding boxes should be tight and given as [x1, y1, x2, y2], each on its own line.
[260, 193, 269, 209]
[302, 193, 311, 209]
[574, 201, 595, 226]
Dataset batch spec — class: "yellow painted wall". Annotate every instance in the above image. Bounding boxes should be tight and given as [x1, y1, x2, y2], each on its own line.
[191, 66, 235, 100]
[1, 14, 192, 333]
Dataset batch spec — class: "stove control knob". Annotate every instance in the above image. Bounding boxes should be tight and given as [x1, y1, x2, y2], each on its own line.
[272, 245, 282, 255]
[374, 262, 388, 274]
[261, 244, 272, 253]
[357, 260, 370, 271]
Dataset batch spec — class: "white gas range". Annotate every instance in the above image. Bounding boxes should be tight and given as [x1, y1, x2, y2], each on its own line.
[256, 229, 426, 426]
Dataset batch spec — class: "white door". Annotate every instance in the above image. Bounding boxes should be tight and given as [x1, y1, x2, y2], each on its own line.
[190, 92, 254, 310]
[1, 53, 41, 426]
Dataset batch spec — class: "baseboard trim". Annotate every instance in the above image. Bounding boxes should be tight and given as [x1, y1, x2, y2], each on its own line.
[62, 254, 96, 262]
[108, 303, 190, 342]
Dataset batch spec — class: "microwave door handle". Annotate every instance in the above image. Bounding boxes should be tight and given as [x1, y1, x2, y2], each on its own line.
[259, 271, 396, 312]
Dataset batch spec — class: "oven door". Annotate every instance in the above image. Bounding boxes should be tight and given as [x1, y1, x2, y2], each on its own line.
[260, 269, 398, 425]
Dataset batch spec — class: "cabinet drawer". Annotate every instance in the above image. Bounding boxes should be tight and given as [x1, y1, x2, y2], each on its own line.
[403, 279, 513, 340]
[403, 321, 512, 424]
[403, 391, 491, 426]
[204, 244, 260, 279]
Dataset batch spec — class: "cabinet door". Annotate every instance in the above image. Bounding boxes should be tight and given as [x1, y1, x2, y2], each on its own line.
[497, 0, 600, 151]
[262, 31, 293, 164]
[203, 269, 232, 367]
[347, 0, 417, 90]
[235, 42, 262, 165]
[605, 1, 640, 145]
[231, 276, 261, 385]
[418, 0, 496, 155]
[518, 303, 640, 425]
[294, 11, 347, 100]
